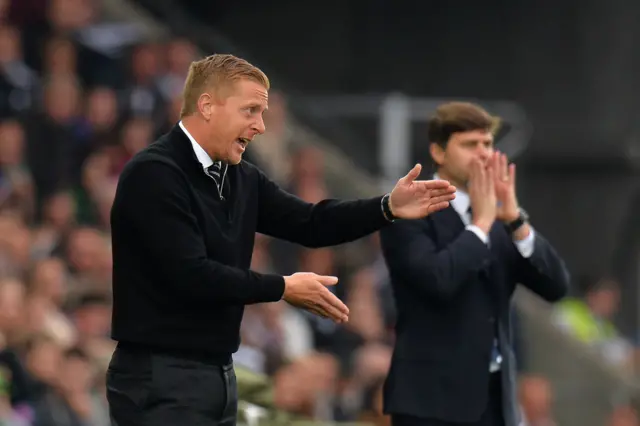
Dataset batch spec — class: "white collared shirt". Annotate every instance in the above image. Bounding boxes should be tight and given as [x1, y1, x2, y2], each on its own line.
[179, 121, 227, 198]
[179, 120, 213, 170]
[434, 174, 535, 258]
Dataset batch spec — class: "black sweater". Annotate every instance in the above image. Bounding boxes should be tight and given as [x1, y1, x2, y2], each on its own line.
[109, 124, 390, 358]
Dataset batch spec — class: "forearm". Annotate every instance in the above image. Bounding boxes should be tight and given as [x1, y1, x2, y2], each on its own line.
[515, 233, 570, 302]
[259, 194, 390, 247]
[161, 258, 285, 306]
[299, 196, 389, 247]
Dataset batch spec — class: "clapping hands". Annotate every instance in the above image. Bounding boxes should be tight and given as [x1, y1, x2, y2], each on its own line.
[469, 151, 521, 233]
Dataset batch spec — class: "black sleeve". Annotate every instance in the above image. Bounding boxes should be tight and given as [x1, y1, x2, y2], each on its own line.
[513, 232, 570, 302]
[117, 160, 285, 305]
[255, 169, 391, 248]
[380, 218, 492, 302]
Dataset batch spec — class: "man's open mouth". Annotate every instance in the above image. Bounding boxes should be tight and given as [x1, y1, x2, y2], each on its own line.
[236, 138, 249, 148]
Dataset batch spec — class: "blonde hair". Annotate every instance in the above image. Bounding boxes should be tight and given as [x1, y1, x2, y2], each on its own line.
[180, 54, 270, 118]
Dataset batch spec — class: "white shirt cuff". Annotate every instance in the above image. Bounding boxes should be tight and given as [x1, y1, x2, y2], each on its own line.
[514, 227, 535, 258]
[466, 225, 489, 245]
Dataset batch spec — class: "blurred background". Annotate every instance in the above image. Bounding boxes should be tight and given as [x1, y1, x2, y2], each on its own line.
[0, 0, 639, 425]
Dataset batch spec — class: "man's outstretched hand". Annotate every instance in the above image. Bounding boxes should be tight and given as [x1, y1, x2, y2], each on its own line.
[282, 272, 349, 323]
[389, 164, 456, 219]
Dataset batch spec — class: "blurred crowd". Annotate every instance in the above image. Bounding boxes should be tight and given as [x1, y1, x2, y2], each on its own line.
[0, 0, 638, 426]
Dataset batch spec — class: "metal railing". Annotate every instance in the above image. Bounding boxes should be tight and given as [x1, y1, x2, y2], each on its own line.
[515, 288, 640, 426]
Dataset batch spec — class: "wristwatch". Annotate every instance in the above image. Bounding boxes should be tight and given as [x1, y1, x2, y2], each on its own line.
[505, 208, 529, 233]
[381, 193, 397, 222]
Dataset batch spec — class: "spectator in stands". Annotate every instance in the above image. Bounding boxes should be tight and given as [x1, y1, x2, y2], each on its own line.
[0, 277, 33, 413]
[0, 367, 30, 426]
[607, 405, 640, 426]
[250, 90, 292, 185]
[25, 74, 81, 211]
[518, 375, 556, 426]
[273, 352, 340, 419]
[0, 119, 34, 221]
[30, 191, 76, 259]
[42, 36, 77, 78]
[110, 116, 153, 175]
[32, 346, 109, 426]
[552, 275, 632, 368]
[158, 37, 196, 101]
[0, 24, 38, 118]
[270, 144, 330, 274]
[0, 213, 31, 279]
[237, 233, 315, 374]
[608, 406, 640, 426]
[23, 257, 76, 349]
[121, 43, 165, 126]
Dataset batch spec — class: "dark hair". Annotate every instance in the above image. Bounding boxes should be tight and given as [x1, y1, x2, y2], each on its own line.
[576, 274, 619, 296]
[427, 101, 499, 148]
[65, 291, 111, 313]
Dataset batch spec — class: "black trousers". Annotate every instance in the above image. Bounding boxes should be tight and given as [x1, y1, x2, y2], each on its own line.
[106, 343, 238, 426]
[391, 372, 505, 426]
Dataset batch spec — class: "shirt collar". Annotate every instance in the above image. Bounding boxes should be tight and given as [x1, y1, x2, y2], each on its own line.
[179, 120, 214, 169]
[433, 173, 469, 217]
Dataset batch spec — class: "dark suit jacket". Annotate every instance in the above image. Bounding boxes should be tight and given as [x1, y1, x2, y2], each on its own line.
[379, 206, 570, 425]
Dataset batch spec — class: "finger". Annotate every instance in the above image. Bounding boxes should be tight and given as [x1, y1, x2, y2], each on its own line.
[429, 193, 456, 205]
[306, 304, 331, 321]
[316, 275, 339, 286]
[485, 165, 495, 191]
[509, 163, 516, 183]
[427, 200, 451, 214]
[416, 179, 455, 191]
[310, 291, 348, 323]
[427, 185, 457, 197]
[477, 159, 487, 186]
[500, 153, 508, 179]
[401, 163, 422, 184]
[320, 290, 350, 321]
[491, 152, 500, 172]
[304, 298, 341, 322]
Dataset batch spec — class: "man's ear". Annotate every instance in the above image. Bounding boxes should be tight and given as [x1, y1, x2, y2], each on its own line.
[197, 93, 213, 120]
[429, 142, 446, 166]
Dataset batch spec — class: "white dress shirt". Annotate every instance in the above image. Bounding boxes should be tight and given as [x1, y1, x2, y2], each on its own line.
[436, 174, 535, 258]
[179, 121, 227, 198]
[179, 120, 213, 169]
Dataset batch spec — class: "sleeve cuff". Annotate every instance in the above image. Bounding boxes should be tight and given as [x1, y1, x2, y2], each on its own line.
[465, 225, 489, 245]
[514, 227, 535, 258]
[261, 274, 286, 302]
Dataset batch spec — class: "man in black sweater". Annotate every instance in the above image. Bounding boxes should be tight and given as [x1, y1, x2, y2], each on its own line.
[105, 54, 456, 426]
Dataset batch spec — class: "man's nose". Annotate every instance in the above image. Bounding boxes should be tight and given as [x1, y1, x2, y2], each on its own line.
[253, 117, 266, 135]
[477, 146, 493, 161]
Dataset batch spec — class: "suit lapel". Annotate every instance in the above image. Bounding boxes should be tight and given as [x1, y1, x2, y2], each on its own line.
[428, 206, 465, 247]
[429, 209, 506, 306]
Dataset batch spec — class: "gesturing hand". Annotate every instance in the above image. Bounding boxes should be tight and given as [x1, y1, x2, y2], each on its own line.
[282, 272, 349, 323]
[491, 152, 520, 222]
[468, 158, 497, 234]
[389, 164, 456, 219]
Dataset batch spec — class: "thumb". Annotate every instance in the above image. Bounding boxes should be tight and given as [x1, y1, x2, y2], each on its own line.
[316, 275, 339, 286]
[401, 163, 422, 183]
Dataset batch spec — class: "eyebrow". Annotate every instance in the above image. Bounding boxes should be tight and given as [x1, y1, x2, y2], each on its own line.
[244, 102, 268, 111]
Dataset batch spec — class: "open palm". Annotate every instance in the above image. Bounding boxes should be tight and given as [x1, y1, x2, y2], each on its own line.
[389, 164, 456, 219]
